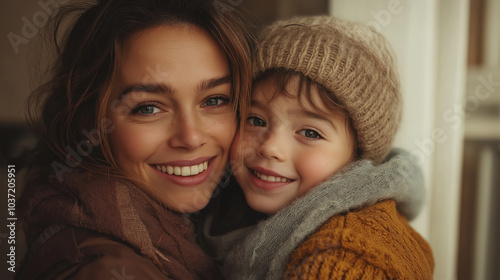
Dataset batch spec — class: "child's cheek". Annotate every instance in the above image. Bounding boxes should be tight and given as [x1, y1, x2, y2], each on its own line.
[239, 130, 261, 155]
[297, 151, 336, 192]
[230, 132, 259, 172]
[229, 133, 246, 176]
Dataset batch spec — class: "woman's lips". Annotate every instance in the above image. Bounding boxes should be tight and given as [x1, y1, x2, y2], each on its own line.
[151, 157, 215, 187]
[154, 160, 209, 176]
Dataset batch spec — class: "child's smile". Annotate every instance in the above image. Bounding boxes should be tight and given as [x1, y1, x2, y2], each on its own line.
[247, 166, 295, 191]
[231, 76, 356, 214]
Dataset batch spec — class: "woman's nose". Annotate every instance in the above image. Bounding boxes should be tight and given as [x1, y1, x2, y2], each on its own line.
[256, 130, 287, 161]
[168, 113, 206, 150]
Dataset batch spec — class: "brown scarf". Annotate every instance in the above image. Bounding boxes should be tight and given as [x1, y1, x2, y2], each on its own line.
[19, 170, 218, 280]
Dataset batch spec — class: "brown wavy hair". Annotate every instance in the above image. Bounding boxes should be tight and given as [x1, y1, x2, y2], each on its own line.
[27, 0, 255, 180]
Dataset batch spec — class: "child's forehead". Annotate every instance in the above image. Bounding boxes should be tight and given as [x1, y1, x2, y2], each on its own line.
[253, 75, 307, 100]
[252, 80, 313, 105]
[252, 77, 346, 120]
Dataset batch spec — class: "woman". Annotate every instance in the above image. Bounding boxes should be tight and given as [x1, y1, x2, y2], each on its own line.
[17, 0, 253, 279]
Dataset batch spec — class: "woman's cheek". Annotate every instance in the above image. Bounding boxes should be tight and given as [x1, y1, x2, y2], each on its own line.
[111, 122, 163, 163]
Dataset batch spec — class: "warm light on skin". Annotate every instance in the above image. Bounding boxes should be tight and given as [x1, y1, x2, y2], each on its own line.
[107, 25, 236, 213]
[231, 77, 356, 214]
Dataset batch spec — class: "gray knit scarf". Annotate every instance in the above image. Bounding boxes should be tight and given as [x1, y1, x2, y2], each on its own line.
[223, 148, 425, 280]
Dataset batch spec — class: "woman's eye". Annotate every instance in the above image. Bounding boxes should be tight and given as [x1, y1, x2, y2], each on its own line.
[203, 96, 230, 107]
[131, 104, 161, 115]
[299, 129, 322, 139]
[247, 116, 266, 127]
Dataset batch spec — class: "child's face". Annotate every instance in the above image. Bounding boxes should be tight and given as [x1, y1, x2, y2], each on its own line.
[231, 77, 356, 214]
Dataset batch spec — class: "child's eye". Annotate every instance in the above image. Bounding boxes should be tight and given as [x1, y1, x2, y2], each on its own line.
[247, 116, 266, 127]
[202, 96, 230, 107]
[299, 129, 322, 139]
[131, 104, 161, 115]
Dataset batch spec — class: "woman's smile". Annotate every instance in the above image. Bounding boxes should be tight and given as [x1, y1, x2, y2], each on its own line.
[150, 156, 215, 187]
[107, 25, 236, 212]
[153, 158, 211, 177]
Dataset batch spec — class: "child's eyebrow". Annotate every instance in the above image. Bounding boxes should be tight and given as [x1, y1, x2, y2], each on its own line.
[250, 99, 267, 110]
[288, 109, 338, 130]
[251, 99, 340, 130]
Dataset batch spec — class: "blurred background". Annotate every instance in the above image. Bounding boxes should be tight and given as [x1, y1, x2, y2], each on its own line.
[1, 0, 499, 279]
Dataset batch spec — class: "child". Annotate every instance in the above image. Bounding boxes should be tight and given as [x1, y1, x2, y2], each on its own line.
[223, 16, 434, 279]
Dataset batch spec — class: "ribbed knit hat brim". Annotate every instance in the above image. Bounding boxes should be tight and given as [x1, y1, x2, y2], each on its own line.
[254, 16, 402, 164]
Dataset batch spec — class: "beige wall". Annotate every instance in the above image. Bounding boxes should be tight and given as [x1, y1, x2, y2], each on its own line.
[0, 0, 50, 123]
[0, 0, 329, 124]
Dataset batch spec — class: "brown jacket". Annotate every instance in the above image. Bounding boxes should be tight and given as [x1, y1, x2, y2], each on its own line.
[17, 227, 168, 279]
[285, 200, 434, 279]
[18, 170, 218, 280]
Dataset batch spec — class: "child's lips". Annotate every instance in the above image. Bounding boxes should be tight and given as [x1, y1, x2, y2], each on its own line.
[251, 169, 292, 183]
[250, 166, 288, 177]
[248, 169, 293, 191]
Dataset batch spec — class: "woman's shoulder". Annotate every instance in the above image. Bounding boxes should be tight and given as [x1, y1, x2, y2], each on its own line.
[285, 200, 434, 279]
[17, 226, 167, 280]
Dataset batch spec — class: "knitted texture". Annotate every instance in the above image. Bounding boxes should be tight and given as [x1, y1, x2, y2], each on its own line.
[223, 149, 428, 280]
[284, 200, 434, 279]
[254, 16, 402, 164]
[19, 170, 219, 279]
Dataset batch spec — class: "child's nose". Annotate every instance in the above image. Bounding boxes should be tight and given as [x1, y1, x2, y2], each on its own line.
[257, 130, 287, 161]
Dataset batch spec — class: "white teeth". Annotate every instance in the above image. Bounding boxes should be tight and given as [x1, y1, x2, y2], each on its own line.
[155, 161, 209, 177]
[191, 165, 199, 175]
[254, 171, 290, 182]
[174, 166, 181, 175]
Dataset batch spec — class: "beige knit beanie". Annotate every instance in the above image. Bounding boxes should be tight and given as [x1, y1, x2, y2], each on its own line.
[254, 16, 402, 164]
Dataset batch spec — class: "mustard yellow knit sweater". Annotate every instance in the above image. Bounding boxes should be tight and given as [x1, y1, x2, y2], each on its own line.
[285, 200, 434, 279]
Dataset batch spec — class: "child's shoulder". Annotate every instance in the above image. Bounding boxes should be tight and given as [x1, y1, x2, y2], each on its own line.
[285, 200, 434, 279]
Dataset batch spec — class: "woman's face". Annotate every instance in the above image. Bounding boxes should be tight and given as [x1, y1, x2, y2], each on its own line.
[107, 25, 236, 213]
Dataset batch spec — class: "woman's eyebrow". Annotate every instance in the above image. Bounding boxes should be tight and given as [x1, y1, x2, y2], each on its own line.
[119, 83, 173, 100]
[119, 75, 231, 100]
[198, 75, 231, 91]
